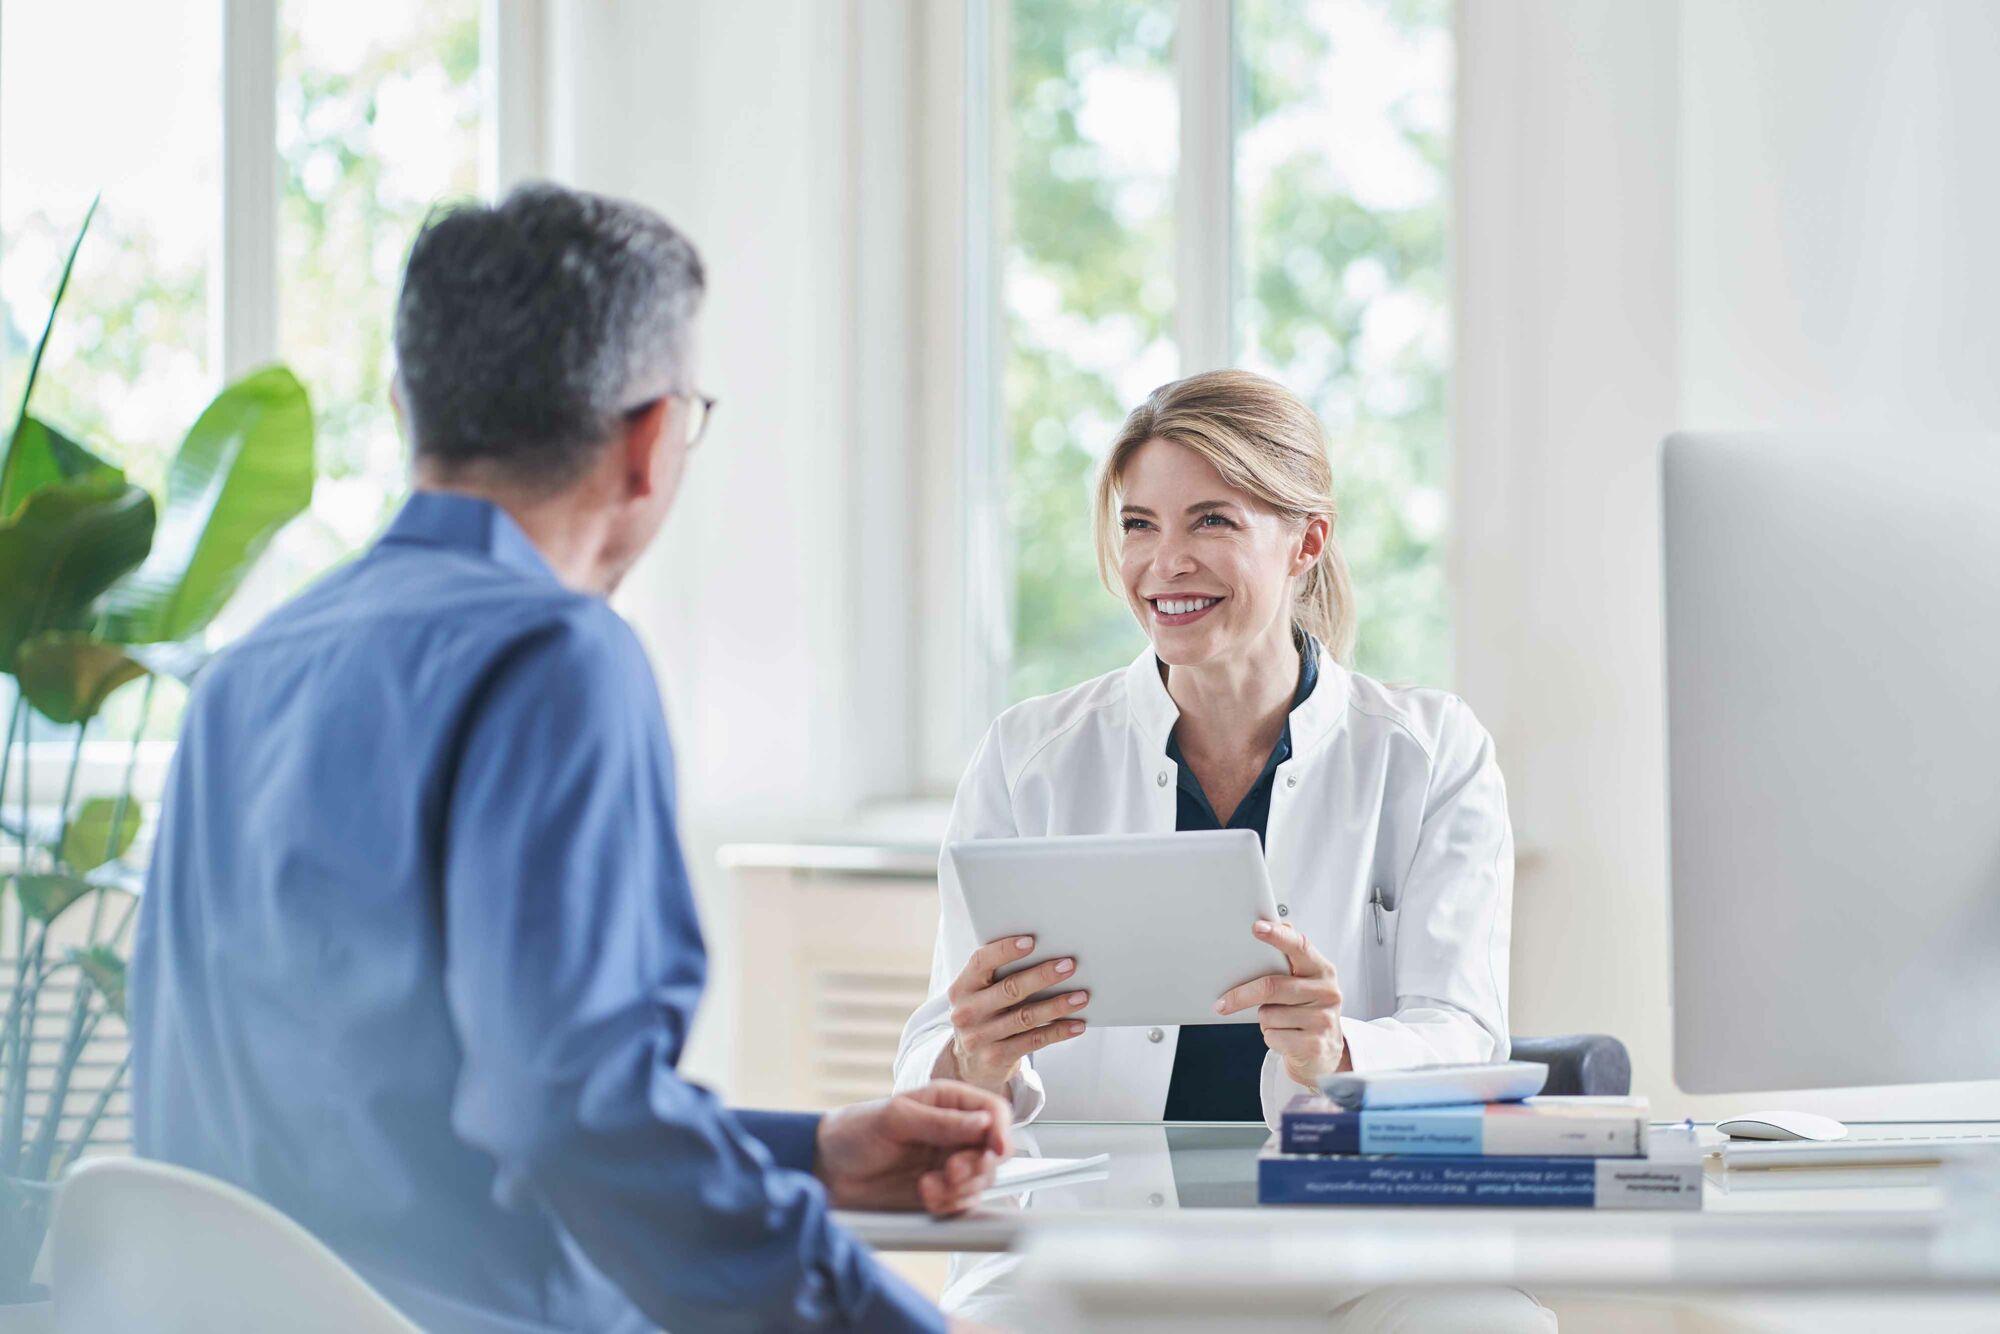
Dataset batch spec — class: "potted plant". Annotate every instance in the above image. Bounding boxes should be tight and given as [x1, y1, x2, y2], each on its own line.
[0, 201, 315, 1303]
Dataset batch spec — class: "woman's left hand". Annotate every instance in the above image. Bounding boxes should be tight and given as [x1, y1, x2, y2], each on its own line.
[1214, 920, 1349, 1090]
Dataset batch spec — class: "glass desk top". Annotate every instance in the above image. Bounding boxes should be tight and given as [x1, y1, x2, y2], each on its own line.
[838, 1120, 1993, 1253]
[838, 1121, 2000, 1329]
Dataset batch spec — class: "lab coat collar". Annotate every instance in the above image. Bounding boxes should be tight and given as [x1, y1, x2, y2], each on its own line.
[1124, 647, 1183, 759]
[1123, 630, 1351, 760]
[1288, 634, 1350, 757]
[379, 490, 562, 585]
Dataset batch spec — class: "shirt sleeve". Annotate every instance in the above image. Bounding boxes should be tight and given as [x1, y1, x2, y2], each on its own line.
[892, 720, 1048, 1125]
[734, 1109, 824, 1174]
[1335, 696, 1514, 1077]
[440, 611, 940, 1334]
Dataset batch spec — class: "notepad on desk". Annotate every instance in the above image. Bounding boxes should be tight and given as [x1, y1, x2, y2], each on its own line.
[985, 1153, 1112, 1199]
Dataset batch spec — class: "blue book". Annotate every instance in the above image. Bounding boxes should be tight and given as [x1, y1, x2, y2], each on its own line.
[1258, 1126, 1702, 1210]
[1279, 1094, 1650, 1158]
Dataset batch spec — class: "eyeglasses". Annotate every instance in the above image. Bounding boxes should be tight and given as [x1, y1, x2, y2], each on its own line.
[675, 391, 717, 448]
[625, 392, 718, 448]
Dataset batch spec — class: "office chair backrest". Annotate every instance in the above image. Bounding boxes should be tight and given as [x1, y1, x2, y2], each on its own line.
[50, 1157, 418, 1334]
[1510, 1034, 1631, 1097]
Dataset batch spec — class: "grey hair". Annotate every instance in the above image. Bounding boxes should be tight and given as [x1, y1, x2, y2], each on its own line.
[393, 181, 705, 490]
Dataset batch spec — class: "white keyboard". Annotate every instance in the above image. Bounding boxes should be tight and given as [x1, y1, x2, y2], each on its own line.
[1722, 1129, 2000, 1169]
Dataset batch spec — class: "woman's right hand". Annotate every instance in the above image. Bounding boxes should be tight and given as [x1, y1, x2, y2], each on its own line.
[932, 935, 1089, 1095]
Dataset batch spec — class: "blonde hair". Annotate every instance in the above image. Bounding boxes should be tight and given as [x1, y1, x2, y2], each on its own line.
[1093, 369, 1357, 662]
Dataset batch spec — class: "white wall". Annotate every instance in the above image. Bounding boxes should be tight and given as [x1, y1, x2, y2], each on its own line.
[537, 0, 935, 1091]
[1680, 0, 2000, 430]
[1459, 0, 2000, 1118]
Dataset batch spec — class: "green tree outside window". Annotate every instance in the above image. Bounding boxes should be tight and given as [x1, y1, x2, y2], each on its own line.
[1003, 0, 1452, 702]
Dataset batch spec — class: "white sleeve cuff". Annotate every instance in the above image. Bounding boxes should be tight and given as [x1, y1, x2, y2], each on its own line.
[1339, 1013, 1432, 1073]
[893, 1030, 1047, 1127]
[892, 1029, 952, 1096]
[1258, 1050, 1316, 1130]
[1009, 1058, 1048, 1126]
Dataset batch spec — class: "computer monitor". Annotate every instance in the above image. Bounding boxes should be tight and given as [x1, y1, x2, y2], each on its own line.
[1662, 431, 2000, 1095]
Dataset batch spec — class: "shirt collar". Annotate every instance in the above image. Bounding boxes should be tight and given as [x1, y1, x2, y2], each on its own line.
[377, 490, 562, 585]
[1126, 626, 1350, 760]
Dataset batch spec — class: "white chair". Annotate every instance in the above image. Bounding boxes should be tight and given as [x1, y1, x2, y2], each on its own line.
[49, 1158, 418, 1333]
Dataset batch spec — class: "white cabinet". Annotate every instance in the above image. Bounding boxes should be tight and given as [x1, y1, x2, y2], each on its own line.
[720, 846, 940, 1112]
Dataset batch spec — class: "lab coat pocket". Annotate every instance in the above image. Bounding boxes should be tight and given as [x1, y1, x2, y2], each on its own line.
[1363, 886, 1400, 1018]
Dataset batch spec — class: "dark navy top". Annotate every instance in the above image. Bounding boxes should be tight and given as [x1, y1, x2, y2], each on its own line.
[1161, 632, 1319, 1122]
[131, 492, 937, 1334]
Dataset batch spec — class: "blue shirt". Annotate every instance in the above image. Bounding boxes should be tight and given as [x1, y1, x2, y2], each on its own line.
[1162, 633, 1319, 1122]
[130, 492, 939, 1334]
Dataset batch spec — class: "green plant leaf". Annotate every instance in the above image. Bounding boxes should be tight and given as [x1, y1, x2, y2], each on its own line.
[14, 632, 148, 725]
[99, 366, 314, 644]
[9, 874, 95, 925]
[0, 477, 156, 673]
[0, 418, 121, 521]
[0, 196, 96, 508]
[127, 638, 211, 685]
[66, 947, 126, 1020]
[61, 798, 142, 873]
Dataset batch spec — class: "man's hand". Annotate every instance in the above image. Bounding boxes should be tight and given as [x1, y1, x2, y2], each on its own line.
[815, 1081, 1012, 1215]
[1214, 919, 1350, 1090]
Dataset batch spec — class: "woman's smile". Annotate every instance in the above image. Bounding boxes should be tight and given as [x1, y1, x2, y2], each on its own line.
[1149, 594, 1225, 626]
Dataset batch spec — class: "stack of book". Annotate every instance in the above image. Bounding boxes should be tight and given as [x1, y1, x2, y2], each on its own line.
[1259, 1095, 1703, 1210]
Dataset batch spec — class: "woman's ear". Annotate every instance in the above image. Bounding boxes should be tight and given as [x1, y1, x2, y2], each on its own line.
[1294, 514, 1331, 575]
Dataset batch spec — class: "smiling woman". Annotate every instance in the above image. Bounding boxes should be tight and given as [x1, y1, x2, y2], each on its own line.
[896, 367, 1514, 1129]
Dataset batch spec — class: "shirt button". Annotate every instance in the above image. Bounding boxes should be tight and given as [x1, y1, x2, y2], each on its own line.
[1285, 775, 1297, 789]
[1157, 771, 1169, 787]
[1277, 904, 1290, 918]
[1149, 1192, 1166, 1207]
[1147, 1027, 1164, 1043]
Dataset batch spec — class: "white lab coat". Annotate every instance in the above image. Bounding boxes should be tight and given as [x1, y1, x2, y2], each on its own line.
[892, 639, 1514, 1128]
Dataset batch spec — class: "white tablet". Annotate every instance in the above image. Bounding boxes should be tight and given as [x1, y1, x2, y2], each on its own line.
[950, 830, 1287, 1028]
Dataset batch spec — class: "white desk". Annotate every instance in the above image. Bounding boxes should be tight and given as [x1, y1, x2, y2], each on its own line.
[840, 1121, 2000, 1330]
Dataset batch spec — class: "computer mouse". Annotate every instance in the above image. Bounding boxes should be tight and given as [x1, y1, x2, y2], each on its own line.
[1715, 1110, 1849, 1142]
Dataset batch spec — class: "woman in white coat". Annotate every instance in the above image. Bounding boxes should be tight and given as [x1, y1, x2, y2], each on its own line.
[894, 370, 1513, 1128]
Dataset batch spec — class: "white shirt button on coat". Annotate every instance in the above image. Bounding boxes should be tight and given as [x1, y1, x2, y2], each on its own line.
[1147, 1028, 1164, 1043]
[1286, 774, 1298, 789]
[1157, 771, 1169, 787]
[1277, 904, 1289, 918]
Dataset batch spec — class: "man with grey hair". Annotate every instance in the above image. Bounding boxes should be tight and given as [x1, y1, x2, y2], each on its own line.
[131, 183, 1005, 1333]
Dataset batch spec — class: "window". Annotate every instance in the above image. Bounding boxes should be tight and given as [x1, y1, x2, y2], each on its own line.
[0, 0, 220, 749]
[999, 0, 1178, 704]
[1236, 0, 1452, 684]
[988, 0, 1453, 711]
[217, 0, 484, 639]
[1, 0, 491, 763]
[0, 2, 219, 496]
